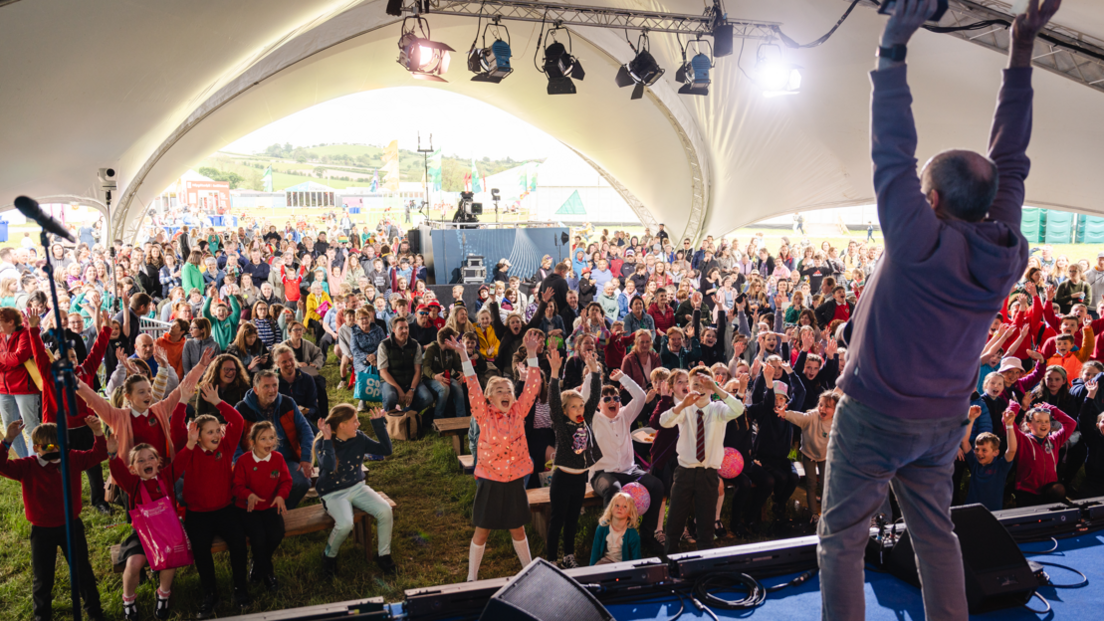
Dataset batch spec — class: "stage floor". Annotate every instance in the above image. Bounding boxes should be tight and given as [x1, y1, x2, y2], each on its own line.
[603, 533, 1104, 620]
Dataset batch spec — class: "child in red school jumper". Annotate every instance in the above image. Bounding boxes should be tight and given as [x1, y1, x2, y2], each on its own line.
[107, 424, 188, 621]
[173, 383, 250, 617]
[0, 416, 108, 621]
[445, 331, 543, 582]
[1007, 393, 1079, 506]
[232, 420, 292, 592]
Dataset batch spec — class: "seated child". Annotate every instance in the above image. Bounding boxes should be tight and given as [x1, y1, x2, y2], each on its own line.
[589, 491, 642, 566]
[232, 421, 292, 592]
[960, 404, 1017, 511]
[1, 417, 107, 621]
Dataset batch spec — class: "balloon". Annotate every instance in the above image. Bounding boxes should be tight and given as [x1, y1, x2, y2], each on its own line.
[719, 447, 745, 479]
[621, 482, 651, 515]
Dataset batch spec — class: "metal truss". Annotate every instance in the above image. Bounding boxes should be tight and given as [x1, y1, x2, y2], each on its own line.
[857, 0, 1104, 94]
[420, 0, 779, 37]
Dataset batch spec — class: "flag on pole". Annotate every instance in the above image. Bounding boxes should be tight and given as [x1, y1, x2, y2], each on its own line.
[428, 148, 442, 191]
[262, 166, 272, 192]
[471, 159, 481, 193]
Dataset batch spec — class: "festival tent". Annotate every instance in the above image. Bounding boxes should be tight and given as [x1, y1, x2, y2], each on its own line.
[1, 0, 1102, 244]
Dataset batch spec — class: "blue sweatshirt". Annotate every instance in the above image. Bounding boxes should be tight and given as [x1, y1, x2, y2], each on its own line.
[315, 419, 392, 496]
[838, 66, 1032, 420]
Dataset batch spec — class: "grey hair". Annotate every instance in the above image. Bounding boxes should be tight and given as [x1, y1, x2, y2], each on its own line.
[926, 151, 999, 222]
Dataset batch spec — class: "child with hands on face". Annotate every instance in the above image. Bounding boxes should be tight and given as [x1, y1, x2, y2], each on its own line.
[960, 405, 1018, 511]
[1, 416, 108, 621]
[544, 347, 603, 569]
[1007, 390, 1079, 506]
[232, 421, 292, 593]
[313, 404, 395, 577]
[175, 382, 251, 617]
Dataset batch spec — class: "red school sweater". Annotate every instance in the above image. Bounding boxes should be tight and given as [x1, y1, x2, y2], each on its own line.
[232, 450, 293, 511]
[107, 454, 182, 513]
[0, 434, 107, 527]
[174, 401, 245, 513]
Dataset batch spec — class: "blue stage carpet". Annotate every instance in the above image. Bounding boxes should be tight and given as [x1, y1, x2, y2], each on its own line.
[605, 533, 1104, 620]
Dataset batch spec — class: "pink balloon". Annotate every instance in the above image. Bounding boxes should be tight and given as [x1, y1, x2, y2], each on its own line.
[621, 482, 651, 515]
[719, 447, 745, 479]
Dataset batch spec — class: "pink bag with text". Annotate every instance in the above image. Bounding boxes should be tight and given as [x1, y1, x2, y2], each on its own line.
[129, 479, 193, 571]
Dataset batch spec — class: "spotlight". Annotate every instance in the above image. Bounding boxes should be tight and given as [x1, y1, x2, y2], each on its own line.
[675, 37, 713, 96]
[615, 32, 664, 100]
[541, 26, 585, 95]
[468, 20, 513, 83]
[755, 43, 801, 97]
[385, 0, 403, 17]
[397, 16, 455, 82]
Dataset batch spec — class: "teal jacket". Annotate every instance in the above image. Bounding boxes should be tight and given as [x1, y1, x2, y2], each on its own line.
[203, 294, 241, 351]
[589, 523, 641, 566]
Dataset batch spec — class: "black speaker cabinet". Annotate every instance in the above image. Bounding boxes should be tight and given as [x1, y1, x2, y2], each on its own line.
[479, 558, 612, 621]
[885, 504, 1036, 614]
[408, 229, 422, 254]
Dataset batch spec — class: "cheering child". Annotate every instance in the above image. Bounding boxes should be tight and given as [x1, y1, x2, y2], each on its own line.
[0, 416, 108, 621]
[314, 404, 395, 576]
[175, 383, 250, 617]
[1008, 392, 1079, 506]
[779, 391, 839, 523]
[444, 331, 544, 581]
[659, 367, 744, 552]
[232, 421, 292, 592]
[545, 347, 603, 568]
[960, 405, 1018, 511]
[589, 491, 642, 565]
[107, 422, 187, 621]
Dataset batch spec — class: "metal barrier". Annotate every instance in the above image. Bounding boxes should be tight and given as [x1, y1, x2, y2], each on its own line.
[139, 317, 172, 340]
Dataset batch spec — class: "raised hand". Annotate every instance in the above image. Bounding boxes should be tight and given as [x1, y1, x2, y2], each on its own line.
[1021, 391, 1034, 409]
[522, 330, 542, 354]
[547, 348, 562, 375]
[200, 383, 222, 406]
[609, 369, 624, 382]
[153, 345, 169, 367]
[1024, 281, 1038, 298]
[968, 405, 982, 421]
[1002, 408, 1017, 427]
[542, 287, 554, 303]
[85, 415, 105, 436]
[1012, 0, 1063, 46]
[318, 417, 332, 440]
[1087, 379, 1099, 399]
[4, 420, 24, 444]
[186, 420, 199, 447]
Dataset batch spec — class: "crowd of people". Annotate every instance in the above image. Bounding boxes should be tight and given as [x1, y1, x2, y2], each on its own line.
[0, 195, 1099, 619]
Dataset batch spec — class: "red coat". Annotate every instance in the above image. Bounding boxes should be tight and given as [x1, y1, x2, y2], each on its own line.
[108, 454, 182, 513]
[0, 327, 37, 395]
[38, 326, 112, 429]
[232, 450, 292, 511]
[647, 304, 675, 334]
[0, 434, 107, 527]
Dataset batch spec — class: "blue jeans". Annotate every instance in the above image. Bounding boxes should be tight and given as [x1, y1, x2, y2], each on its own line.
[380, 382, 434, 414]
[427, 379, 465, 422]
[818, 394, 968, 621]
[0, 393, 41, 458]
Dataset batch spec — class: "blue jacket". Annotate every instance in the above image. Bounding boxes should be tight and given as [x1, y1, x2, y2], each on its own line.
[350, 324, 387, 374]
[589, 524, 641, 566]
[279, 369, 319, 418]
[235, 390, 314, 466]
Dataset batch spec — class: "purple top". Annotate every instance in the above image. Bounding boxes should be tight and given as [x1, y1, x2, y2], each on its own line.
[838, 66, 1032, 420]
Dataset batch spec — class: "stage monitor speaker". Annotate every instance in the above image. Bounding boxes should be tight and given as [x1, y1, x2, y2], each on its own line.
[408, 229, 423, 254]
[885, 504, 1035, 614]
[479, 558, 612, 621]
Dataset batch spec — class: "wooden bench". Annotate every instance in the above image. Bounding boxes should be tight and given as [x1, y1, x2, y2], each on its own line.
[110, 492, 397, 572]
[304, 464, 371, 501]
[525, 484, 601, 539]
[433, 416, 472, 455]
[458, 454, 475, 474]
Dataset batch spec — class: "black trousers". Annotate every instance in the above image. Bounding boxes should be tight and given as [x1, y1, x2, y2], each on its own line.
[664, 466, 719, 554]
[546, 469, 588, 560]
[31, 519, 102, 621]
[729, 461, 773, 528]
[591, 467, 665, 537]
[185, 505, 248, 593]
[69, 425, 106, 507]
[313, 374, 329, 419]
[758, 456, 798, 518]
[319, 332, 337, 361]
[236, 506, 285, 578]
[1060, 441, 1088, 489]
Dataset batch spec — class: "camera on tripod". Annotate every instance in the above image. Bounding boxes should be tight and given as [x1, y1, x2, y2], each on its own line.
[452, 191, 483, 224]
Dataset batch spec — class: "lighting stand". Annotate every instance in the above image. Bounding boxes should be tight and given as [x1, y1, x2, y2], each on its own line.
[39, 229, 85, 621]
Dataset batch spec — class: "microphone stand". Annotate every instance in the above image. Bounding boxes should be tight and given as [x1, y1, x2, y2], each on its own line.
[39, 230, 84, 621]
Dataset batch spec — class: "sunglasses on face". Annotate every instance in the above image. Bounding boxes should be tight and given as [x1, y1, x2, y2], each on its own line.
[602, 396, 621, 403]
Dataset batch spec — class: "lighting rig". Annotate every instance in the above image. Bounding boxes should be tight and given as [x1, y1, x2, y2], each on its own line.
[396, 14, 456, 82]
[614, 31, 664, 100]
[675, 36, 713, 96]
[468, 16, 513, 83]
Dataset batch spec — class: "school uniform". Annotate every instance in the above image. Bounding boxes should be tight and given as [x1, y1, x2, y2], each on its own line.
[545, 374, 602, 562]
[232, 450, 293, 579]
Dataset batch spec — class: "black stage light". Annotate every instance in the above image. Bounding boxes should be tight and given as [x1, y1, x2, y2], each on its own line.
[386, 0, 403, 17]
[541, 27, 585, 95]
[615, 33, 664, 100]
[469, 20, 513, 83]
[397, 16, 455, 82]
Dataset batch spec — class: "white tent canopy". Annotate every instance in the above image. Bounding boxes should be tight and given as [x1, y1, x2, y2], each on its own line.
[2, 0, 1102, 244]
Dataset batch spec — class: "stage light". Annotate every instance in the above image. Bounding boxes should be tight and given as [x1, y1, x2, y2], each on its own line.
[615, 32, 664, 100]
[397, 16, 455, 82]
[468, 20, 513, 83]
[675, 37, 713, 96]
[540, 26, 585, 95]
[755, 43, 801, 97]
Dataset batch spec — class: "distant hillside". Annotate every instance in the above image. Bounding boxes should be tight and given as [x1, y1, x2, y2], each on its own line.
[197, 143, 535, 192]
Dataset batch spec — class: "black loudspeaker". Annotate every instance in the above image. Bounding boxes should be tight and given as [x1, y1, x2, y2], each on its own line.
[479, 559, 613, 621]
[408, 229, 422, 254]
[885, 504, 1035, 614]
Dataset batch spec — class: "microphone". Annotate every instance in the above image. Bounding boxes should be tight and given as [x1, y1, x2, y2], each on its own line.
[13, 196, 76, 243]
